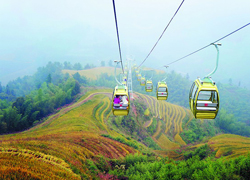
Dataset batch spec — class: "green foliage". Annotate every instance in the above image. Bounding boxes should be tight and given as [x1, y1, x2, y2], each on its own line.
[215, 108, 250, 137]
[108, 154, 250, 180]
[72, 72, 87, 84]
[86, 160, 98, 174]
[101, 134, 139, 149]
[147, 118, 157, 136]
[180, 119, 220, 144]
[184, 144, 214, 160]
[144, 137, 161, 150]
[0, 78, 80, 134]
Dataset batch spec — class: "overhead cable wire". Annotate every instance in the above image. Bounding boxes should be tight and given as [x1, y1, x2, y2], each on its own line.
[138, 0, 185, 67]
[167, 22, 250, 65]
[112, 0, 124, 73]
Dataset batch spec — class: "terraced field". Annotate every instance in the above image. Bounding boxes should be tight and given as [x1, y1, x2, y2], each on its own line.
[62, 67, 122, 80]
[136, 93, 191, 149]
[1, 88, 248, 178]
[208, 134, 250, 158]
[0, 89, 137, 179]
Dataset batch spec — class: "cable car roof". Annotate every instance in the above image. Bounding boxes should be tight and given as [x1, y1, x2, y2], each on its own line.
[195, 77, 218, 89]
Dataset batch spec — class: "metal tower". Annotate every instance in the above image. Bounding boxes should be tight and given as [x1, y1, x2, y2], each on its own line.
[127, 58, 133, 99]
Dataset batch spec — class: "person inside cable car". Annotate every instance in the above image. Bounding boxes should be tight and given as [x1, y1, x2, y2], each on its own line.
[122, 95, 128, 105]
[114, 95, 120, 104]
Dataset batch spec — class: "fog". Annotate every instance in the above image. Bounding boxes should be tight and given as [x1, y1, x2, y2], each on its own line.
[0, 0, 249, 87]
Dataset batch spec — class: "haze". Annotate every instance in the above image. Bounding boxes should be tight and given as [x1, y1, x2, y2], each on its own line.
[0, 0, 249, 87]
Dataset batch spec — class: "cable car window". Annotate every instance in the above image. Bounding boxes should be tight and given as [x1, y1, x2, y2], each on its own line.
[158, 87, 166, 92]
[191, 84, 198, 99]
[198, 91, 216, 101]
[189, 82, 195, 98]
[211, 91, 218, 102]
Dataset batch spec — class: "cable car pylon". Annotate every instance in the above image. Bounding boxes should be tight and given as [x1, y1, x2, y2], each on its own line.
[127, 58, 134, 99]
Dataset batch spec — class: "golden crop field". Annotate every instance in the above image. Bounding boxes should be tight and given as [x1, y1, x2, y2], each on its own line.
[0, 89, 137, 179]
[62, 67, 123, 80]
[136, 92, 191, 150]
[208, 134, 250, 158]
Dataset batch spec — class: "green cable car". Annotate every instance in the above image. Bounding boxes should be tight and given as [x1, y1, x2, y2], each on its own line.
[112, 85, 130, 116]
[189, 77, 219, 119]
[156, 81, 168, 100]
[145, 80, 153, 92]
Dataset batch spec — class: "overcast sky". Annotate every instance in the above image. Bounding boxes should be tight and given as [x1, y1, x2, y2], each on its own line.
[0, 0, 249, 87]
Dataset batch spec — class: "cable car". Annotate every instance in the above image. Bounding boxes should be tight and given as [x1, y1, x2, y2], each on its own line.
[156, 81, 168, 100]
[112, 85, 130, 116]
[145, 80, 153, 92]
[189, 77, 219, 119]
[135, 70, 139, 76]
[122, 81, 127, 86]
[137, 74, 141, 81]
[140, 77, 146, 86]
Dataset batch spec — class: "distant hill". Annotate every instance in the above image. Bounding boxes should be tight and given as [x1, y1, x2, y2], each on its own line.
[62, 66, 165, 80]
[62, 67, 120, 80]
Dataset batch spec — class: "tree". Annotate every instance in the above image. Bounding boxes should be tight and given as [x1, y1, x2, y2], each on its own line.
[0, 82, 2, 93]
[229, 78, 232, 85]
[101, 61, 105, 67]
[12, 97, 25, 114]
[73, 72, 82, 83]
[3, 107, 21, 132]
[108, 60, 113, 67]
[63, 61, 72, 69]
[5, 85, 11, 95]
[73, 63, 83, 70]
[46, 74, 52, 84]
[84, 64, 91, 69]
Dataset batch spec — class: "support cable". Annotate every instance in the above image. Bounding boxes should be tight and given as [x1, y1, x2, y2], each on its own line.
[112, 0, 124, 73]
[167, 22, 250, 65]
[138, 0, 185, 67]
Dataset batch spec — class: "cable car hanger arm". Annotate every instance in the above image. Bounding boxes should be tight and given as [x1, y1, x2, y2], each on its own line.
[206, 43, 221, 77]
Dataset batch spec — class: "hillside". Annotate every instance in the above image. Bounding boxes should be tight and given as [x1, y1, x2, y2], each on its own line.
[0, 89, 139, 179]
[0, 88, 250, 179]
